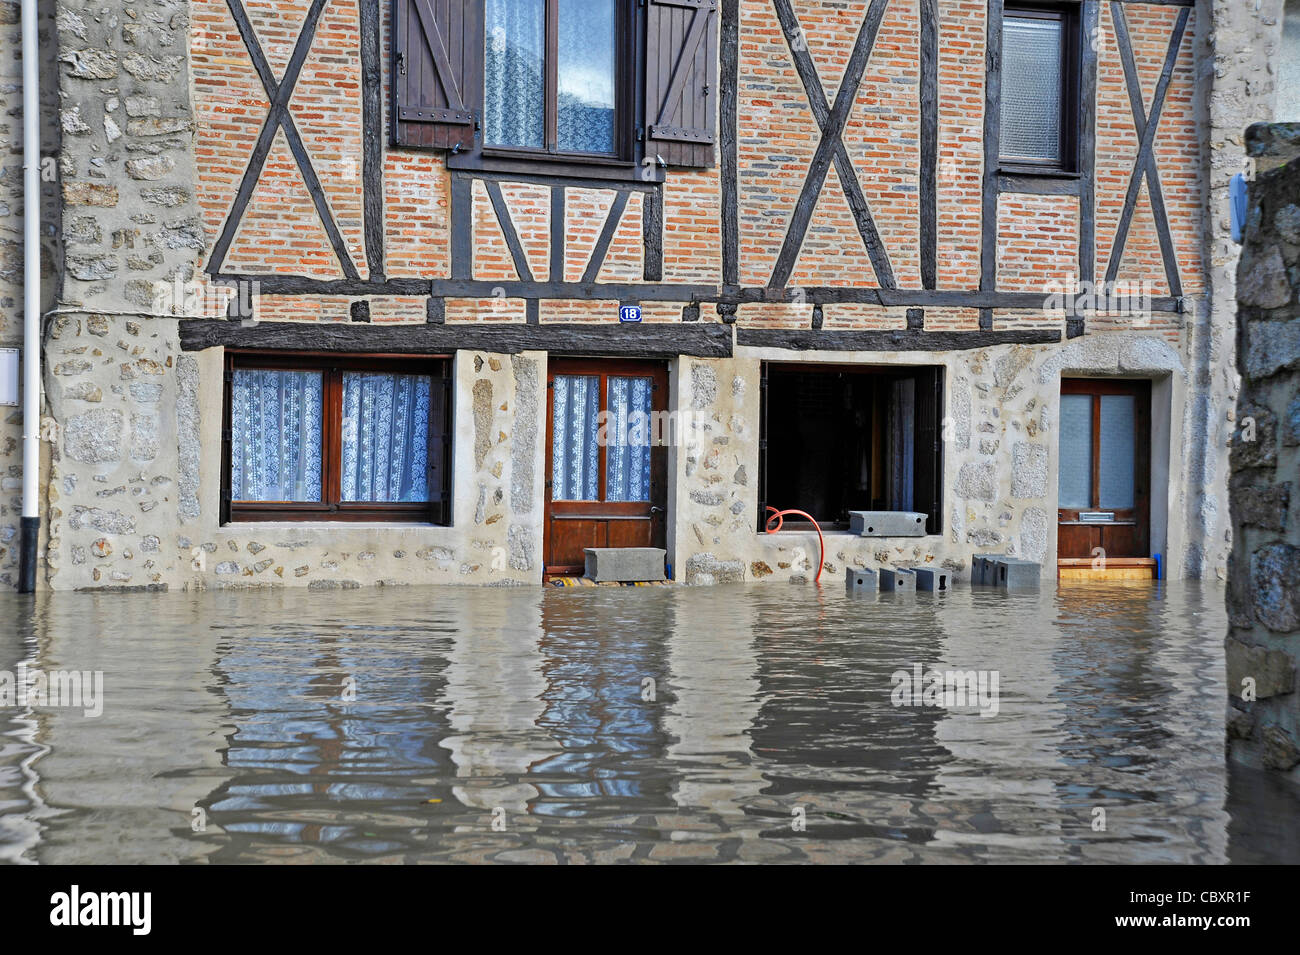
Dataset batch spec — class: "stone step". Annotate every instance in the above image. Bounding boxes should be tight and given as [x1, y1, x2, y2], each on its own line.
[848, 510, 928, 537]
[584, 547, 667, 583]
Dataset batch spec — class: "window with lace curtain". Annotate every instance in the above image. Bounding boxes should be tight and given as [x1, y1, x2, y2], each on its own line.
[222, 353, 452, 524]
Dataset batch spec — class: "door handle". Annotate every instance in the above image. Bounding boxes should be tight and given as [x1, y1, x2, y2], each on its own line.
[650, 506, 664, 515]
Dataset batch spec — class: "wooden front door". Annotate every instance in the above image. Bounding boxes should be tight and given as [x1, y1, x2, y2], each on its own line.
[543, 359, 669, 578]
[1057, 378, 1151, 559]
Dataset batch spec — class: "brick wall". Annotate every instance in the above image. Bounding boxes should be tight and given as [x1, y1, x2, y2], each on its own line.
[187, 0, 1206, 329]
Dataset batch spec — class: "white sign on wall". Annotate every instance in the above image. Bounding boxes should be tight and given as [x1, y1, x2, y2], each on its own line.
[0, 349, 17, 407]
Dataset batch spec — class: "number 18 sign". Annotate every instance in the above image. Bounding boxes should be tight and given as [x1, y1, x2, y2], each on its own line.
[619, 304, 642, 323]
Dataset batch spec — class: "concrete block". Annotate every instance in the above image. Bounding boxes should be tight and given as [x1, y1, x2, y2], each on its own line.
[992, 558, 1040, 591]
[584, 547, 667, 582]
[848, 510, 928, 537]
[845, 567, 878, 594]
[913, 567, 950, 592]
[972, 554, 1009, 586]
[880, 568, 916, 593]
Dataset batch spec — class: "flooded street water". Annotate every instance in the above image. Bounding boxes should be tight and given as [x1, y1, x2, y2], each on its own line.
[1, 581, 1296, 864]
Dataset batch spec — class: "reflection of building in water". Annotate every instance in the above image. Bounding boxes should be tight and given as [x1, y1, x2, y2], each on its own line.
[202, 589, 458, 853]
[1050, 584, 1227, 864]
[440, 589, 557, 813]
[20, 593, 230, 863]
[664, 587, 763, 814]
[929, 590, 1069, 859]
[747, 591, 947, 856]
[529, 590, 675, 817]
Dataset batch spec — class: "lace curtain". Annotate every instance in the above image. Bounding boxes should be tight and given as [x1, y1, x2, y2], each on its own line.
[230, 369, 324, 502]
[341, 372, 432, 503]
[557, 0, 616, 153]
[1058, 394, 1093, 508]
[484, 0, 545, 148]
[552, 375, 600, 500]
[605, 376, 651, 502]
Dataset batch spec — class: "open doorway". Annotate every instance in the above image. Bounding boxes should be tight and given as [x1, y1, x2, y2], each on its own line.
[758, 363, 943, 532]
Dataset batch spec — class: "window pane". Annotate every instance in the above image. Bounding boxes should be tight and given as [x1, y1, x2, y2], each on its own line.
[230, 369, 323, 502]
[552, 375, 600, 500]
[605, 376, 652, 502]
[341, 372, 432, 503]
[1099, 395, 1137, 509]
[485, 0, 545, 148]
[1000, 15, 1063, 163]
[558, 0, 617, 153]
[1058, 394, 1093, 508]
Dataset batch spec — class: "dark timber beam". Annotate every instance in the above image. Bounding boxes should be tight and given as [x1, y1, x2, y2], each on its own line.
[919, 0, 938, 290]
[582, 190, 630, 284]
[483, 179, 535, 282]
[737, 328, 1062, 351]
[209, 0, 358, 281]
[179, 319, 735, 359]
[720, 0, 739, 288]
[1075, 0, 1100, 340]
[359, 0, 385, 280]
[978, 0, 1004, 332]
[769, 0, 894, 290]
[1106, 2, 1188, 297]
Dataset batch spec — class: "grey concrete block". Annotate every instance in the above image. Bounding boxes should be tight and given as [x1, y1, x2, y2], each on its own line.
[913, 567, 949, 592]
[584, 547, 666, 582]
[972, 554, 1010, 586]
[845, 567, 878, 594]
[880, 568, 916, 592]
[848, 510, 928, 537]
[992, 558, 1040, 591]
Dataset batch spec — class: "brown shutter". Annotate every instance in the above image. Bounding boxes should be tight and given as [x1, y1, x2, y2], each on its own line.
[393, 0, 481, 151]
[427, 369, 453, 525]
[644, 0, 718, 168]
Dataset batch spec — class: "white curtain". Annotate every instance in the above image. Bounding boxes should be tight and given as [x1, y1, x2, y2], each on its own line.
[552, 375, 600, 500]
[606, 376, 651, 502]
[230, 369, 323, 502]
[342, 372, 431, 503]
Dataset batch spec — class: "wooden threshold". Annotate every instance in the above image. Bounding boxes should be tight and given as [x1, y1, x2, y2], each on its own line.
[1057, 557, 1157, 582]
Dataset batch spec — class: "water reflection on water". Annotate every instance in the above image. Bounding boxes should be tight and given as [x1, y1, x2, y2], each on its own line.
[0, 581, 1295, 864]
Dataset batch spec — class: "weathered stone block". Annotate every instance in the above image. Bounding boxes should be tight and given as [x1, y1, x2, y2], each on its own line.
[1225, 637, 1296, 699]
[848, 510, 927, 537]
[64, 409, 124, 463]
[1250, 543, 1300, 632]
[585, 547, 666, 583]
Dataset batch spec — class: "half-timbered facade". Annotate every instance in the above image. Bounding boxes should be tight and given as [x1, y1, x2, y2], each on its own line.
[26, 0, 1274, 591]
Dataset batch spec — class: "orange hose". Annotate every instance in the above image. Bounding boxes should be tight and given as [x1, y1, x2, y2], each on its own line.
[764, 506, 825, 585]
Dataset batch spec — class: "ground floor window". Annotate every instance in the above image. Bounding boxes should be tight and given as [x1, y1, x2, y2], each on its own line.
[758, 363, 944, 533]
[222, 352, 452, 524]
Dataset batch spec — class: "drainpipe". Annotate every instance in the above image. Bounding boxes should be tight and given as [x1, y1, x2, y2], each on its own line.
[18, 0, 39, 593]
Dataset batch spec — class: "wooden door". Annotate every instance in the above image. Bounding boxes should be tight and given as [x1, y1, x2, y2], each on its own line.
[543, 359, 669, 578]
[1057, 379, 1151, 559]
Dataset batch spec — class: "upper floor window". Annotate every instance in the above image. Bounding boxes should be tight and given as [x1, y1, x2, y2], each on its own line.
[393, 0, 718, 176]
[1000, 4, 1080, 172]
[484, 0, 620, 156]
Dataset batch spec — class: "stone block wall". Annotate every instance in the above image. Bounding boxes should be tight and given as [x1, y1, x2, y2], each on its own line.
[1226, 122, 1300, 781]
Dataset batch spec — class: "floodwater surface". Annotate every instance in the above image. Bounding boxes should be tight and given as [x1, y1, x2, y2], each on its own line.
[1, 580, 1296, 864]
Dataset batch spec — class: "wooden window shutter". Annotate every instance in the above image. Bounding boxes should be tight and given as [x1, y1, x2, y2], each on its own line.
[393, 0, 482, 151]
[427, 370, 453, 525]
[644, 0, 718, 168]
[913, 367, 944, 535]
